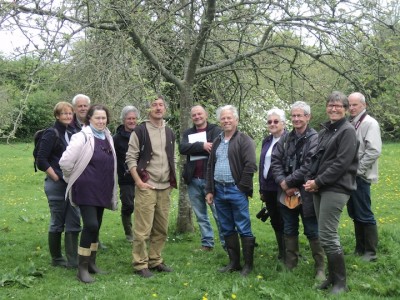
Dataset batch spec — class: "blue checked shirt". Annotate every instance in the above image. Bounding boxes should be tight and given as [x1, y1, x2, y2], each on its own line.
[214, 137, 235, 183]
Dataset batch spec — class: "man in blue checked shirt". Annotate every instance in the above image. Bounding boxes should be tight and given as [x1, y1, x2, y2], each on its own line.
[205, 105, 257, 277]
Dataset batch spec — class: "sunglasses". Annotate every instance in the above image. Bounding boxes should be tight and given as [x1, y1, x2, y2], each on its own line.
[267, 119, 280, 125]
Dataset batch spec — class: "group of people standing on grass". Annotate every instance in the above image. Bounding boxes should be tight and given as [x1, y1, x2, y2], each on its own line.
[36, 91, 381, 294]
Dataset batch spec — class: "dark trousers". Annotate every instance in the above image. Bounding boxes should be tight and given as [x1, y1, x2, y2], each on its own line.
[79, 205, 104, 248]
[260, 190, 283, 232]
[347, 176, 376, 225]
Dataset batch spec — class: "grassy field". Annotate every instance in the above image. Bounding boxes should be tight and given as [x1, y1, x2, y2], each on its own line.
[0, 142, 399, 300]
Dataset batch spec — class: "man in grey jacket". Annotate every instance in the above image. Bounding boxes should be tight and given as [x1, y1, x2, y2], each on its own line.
[347, 92, 382, 262]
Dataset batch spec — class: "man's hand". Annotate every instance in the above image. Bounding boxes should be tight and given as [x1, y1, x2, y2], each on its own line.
[205, 193, 214, 205]
[280, 180, 289, 191]
[203, 142, 213, 154]
[136, 180, 155, 190]
[285, 188, 299, 196]
[304, 180, 319, 193]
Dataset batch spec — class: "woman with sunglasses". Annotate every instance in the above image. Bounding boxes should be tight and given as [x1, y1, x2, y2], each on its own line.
[258, 108, 286, 261]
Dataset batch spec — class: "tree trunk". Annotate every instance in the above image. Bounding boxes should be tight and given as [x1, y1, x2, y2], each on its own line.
[176, 84, 195, 233]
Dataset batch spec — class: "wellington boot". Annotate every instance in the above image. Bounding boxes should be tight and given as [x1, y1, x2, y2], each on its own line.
[77, 252, 95, 284]
[65, 232, 79, 269]
[240, 236, 255, 277]
[362, 224, 378, 262]
[88, 243, 107, 274]
[274, 231, 285, 262]
[329, 251, 348, 294]
[354, 221, 365, 256]
[121, 214, 134, 242]
[284, 235, 299, 270]
[219, 234, 242, 273]
[48, 232, 67, 267]
[309, 238, 326, 281]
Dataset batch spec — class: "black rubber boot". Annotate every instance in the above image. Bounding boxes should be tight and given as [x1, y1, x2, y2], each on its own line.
[121, 214, 134, 242]
[354, 221, 365, 256]
[274, 231, 285, 262]
[65, 232, 79, 269]
[309, 238, 326, 281]
[77, 247, 95, 284]
[284, 235, 299, 270]
[317, 260, 333, 290]
[48, 232, 67, 267]
[362, 224, 378, 262]
[329, 251, 348, 294]
[88, 243, 107, 274]
[219, 234, 242, 272]
[240, 236, 256, 276]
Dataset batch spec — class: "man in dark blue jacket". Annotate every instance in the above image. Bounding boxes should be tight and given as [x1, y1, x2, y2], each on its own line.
[179, 105, 224, 251]
[113, 106, 140, 242]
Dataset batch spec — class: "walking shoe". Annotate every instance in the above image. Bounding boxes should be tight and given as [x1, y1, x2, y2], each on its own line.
[135, 268, 154, 278]
[150, 263, 173, 272]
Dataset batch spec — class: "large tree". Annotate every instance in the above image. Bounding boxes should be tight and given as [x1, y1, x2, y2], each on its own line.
[1, 0, 397, 231]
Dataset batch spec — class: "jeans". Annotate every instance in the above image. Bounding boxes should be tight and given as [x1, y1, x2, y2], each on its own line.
[347, 176, 376, 225]
[188, 178, 224, 248]
[314, 191, 349, 254]
[214, 182, 253, 238]
[45, 177, 81, 233]
[279, 202, 319, 240]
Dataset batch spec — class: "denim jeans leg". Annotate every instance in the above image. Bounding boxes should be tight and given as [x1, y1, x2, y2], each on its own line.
[214, 184, 253, 237]
[209, 202, 225, 247]
[214, 184, 236, 237]
[280, 203, 300, 237]
[301, 215, 319, 240]
[188, 179, 215, 247]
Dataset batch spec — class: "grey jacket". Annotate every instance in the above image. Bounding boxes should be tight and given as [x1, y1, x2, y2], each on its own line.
[350, 110, 382, 183]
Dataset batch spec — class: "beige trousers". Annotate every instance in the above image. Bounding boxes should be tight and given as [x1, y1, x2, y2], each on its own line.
[132, 187, 171, 270]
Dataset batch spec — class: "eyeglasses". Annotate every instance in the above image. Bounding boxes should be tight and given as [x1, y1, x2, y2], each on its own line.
[267, 119, 280, 125]
[327, 104, 344, 109]
[60, 112, 73, 116]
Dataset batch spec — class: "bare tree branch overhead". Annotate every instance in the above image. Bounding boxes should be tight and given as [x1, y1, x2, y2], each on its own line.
[1, 0, 399, 231]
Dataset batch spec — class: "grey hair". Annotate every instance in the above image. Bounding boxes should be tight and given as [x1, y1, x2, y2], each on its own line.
[266, 108, 286, 123]
[291, 101, 311, 115]
[327, 91, 349, 108]
[120, 105, 140, 121]
[349, 92, 366, 104]
[216, 105, 239, 121]
[72, 94, 91, 106]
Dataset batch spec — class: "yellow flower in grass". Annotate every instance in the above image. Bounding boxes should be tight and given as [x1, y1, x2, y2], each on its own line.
[152, 293, 157, 297]
[257, 275, 263, 280]
[231, 294, 237, 299]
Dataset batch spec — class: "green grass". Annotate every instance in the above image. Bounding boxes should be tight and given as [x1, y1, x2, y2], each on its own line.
[0, 142, 399, 299]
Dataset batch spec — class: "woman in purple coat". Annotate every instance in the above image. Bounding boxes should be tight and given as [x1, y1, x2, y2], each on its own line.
[60, 104, 118, 283]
